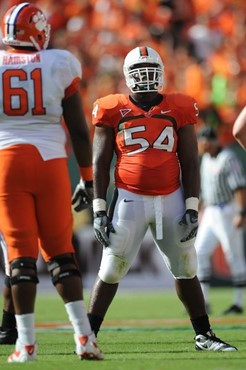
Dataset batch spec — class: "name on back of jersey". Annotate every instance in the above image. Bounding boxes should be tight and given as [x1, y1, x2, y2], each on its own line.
[2, 54, 41, 66]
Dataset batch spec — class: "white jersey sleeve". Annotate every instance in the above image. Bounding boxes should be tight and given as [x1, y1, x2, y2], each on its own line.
[53, 49, 82, 96]
[0, 49, 82, 160]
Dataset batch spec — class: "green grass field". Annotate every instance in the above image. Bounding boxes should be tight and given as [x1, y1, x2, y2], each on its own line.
[0, 288, 245, 369]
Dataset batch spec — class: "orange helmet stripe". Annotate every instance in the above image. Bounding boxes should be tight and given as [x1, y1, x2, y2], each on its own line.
[139, 46, 148, 57]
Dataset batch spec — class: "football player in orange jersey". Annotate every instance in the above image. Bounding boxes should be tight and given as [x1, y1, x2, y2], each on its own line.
[0, 2, 103, 362]
[87, 46, 237, 351]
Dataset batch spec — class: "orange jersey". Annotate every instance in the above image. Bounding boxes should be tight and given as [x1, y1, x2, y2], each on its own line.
[92, 93, 198, 195]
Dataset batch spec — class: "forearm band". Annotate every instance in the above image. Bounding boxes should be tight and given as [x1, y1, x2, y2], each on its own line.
[79, 166, 93, 181]
[186, 197, 199, 211]
[93, 198, 107, 212]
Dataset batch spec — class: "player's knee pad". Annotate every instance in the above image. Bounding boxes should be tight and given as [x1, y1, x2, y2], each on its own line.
[47, 254, 81, 286]
[10, 258, 39, 285]
[99, 254, 130, 284]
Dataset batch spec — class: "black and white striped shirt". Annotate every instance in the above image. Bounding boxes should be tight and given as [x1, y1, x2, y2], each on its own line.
[200, 148, 246, 206]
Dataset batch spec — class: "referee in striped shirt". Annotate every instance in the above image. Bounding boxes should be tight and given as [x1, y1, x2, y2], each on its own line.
[195, 126, 246, 314]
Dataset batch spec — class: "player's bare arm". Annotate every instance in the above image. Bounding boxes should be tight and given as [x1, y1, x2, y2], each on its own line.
[62, 91, 92, 168]
[93, 125, 115, 247]
[177, 124, 200, 199]
[177, 124, 200, 242]
[233, 187, 246, 228]
[93, 125, 115, 200]
[63, 91, 94, 211]
[233, 106, 246, 150]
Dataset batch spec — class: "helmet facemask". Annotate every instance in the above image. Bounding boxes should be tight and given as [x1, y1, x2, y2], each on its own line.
[125, 63, 164, 93]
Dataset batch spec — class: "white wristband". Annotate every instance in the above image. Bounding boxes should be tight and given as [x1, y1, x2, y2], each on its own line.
[185, 197, 199, 211]
[79, 178, 85, 188]
[93, 198, 107, 212]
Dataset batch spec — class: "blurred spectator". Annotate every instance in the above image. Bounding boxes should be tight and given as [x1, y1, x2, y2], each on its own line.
[0, 0, 244, 146]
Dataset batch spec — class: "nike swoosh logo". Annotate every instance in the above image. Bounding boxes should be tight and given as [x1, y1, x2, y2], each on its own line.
[161, 110, 171, 114]
[123, 199, 134, 203]
[25, 345, 35, 355]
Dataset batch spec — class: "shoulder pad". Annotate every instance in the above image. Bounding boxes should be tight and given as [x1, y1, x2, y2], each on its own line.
[92, 94, 128, 127]
[48, 49, 81, 68]
[50, 49, 81, 80]
[167, 93, 195, 109]
[49, 48, 72, 58]
[96, 94, 125, 110]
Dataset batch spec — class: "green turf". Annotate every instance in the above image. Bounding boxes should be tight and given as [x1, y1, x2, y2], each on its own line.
[0, 288, 245, 369]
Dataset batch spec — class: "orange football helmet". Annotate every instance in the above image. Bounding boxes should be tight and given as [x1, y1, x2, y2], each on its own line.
[1, 2, 50, 51]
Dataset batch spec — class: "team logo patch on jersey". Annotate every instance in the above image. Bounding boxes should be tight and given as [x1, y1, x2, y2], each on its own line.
[120, 109, 131, 117]
[144, 112, 153, 118]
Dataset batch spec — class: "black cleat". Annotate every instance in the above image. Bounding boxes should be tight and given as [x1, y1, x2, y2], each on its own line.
[223, 304, 243, 315]
[195, 330, 237, 351]
[0, 327, 18, 345]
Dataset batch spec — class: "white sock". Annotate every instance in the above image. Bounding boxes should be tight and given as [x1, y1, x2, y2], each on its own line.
[233, 287, 243, 307]
[65, 300, 92, 336]
[15, 313, 35, 345]
[200, 282, 210, 305]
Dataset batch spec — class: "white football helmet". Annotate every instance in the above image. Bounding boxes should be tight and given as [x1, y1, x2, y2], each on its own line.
[123, 46, 164, 93]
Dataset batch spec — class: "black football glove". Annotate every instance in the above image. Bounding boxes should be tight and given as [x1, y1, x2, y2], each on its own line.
[72, 180, 93, 212]
[93, 211, 115, 247]
[179, 209, 198, 242]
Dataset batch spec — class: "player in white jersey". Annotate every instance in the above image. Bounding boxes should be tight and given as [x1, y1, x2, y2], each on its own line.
[0, 2, 103, 362]
[196, 126, 246, 314]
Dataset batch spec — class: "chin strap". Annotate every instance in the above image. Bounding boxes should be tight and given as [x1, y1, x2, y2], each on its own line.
[29, 36, 41, 50]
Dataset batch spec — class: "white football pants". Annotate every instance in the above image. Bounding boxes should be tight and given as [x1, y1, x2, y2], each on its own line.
[98, 187, 197, 283]
[195, 203, 246, 286]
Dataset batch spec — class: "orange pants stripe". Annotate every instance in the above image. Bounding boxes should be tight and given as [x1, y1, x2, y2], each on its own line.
[0, 144, 74, 262]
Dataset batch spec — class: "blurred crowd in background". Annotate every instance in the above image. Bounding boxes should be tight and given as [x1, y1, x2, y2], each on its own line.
[1, 0, 246, 145]
[0, 0, 245, 281]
